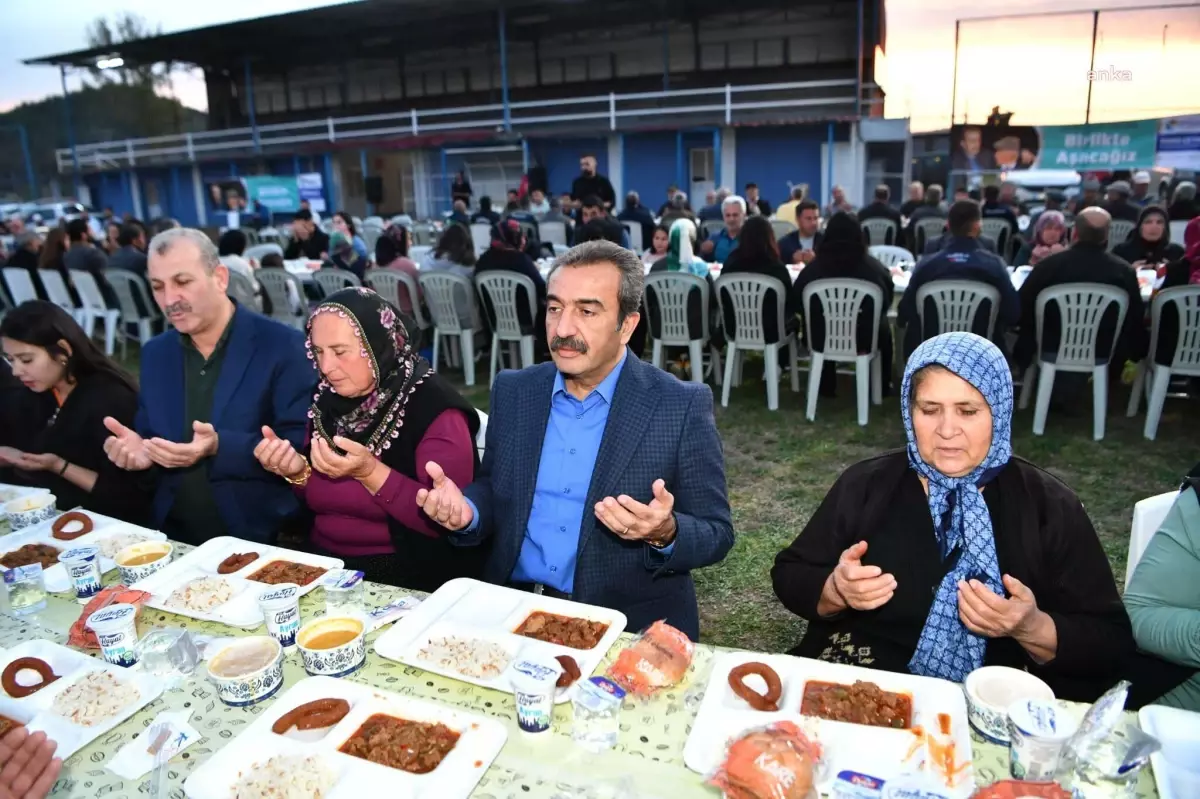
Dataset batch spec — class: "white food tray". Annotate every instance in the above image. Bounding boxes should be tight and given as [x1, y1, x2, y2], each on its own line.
[134, 536, 342, 629]
[183, 675, 507, 799]
[0, 484, 50, 523]
[1139, 704, 1200, 799]
[374, 578, 626, 704]
[0, 640, 164, 759]
[0, 508, 166, 593]
[683, 651, 976, 798]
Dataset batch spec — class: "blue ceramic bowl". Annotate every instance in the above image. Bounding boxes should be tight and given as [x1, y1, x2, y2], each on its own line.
[296, 616, 366, 678]
[206, 636, 284, 707]
[5, 494, 57, 531]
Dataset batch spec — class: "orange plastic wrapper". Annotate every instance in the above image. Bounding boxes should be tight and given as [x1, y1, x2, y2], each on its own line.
[708, 721, 822, 799]
[67, 586, 152, 650]
[606, 620, 694, 696]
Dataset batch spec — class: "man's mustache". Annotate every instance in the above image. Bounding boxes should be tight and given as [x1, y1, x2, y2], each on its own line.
[551, 336, 587, 353]
[164, 301, 192, 315]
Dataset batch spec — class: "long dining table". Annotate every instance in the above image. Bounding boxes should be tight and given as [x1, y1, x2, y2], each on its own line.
[0, 532, 1158, 799]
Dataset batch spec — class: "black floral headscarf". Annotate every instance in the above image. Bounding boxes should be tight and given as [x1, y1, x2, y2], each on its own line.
[305, 287, 431, 456]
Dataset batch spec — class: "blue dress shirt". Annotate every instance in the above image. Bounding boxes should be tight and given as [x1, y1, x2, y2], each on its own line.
[705, 230, 739, 262]
[460, 351, 672, 593]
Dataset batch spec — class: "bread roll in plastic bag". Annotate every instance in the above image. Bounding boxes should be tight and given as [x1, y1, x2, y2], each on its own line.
[708, 721, 822, 799]
[606, 620, 694, 695]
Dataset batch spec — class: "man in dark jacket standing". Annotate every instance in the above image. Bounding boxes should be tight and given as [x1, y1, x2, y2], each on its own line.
[744, 183, 771, 216]
[899, 200, 1020, 357]
[1014, 207, 1147, 372]
[616, 191, 656, 251]
[570, 154, 616, 211]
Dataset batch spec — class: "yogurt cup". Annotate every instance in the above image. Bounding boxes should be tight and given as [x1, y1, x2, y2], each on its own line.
[511, 658, 562, 735]
[58, 546, 102, 602]
[87, 603, 139, 667]
[258, 583, 301, 649]
[1007, 699, 1078, 782]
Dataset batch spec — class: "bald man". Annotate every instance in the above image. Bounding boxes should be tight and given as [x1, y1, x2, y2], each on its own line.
[1014, 207, 1147, 372]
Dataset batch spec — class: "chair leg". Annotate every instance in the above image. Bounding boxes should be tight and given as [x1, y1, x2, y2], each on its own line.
[507, 342, 518, 369]
[520, 336, 535, 368]
[1126, 360, 1146, 417]
[449, 337, 461, 368]
[1032, 363, 1056, 435]
[1018, 364, 1038, 410]
[734, 351, 744, 386]
[1143, 366, 1170, 441]
[855, 357, 870, 426]
[764, 347, 780, 411]
[651, 340, 663, 370]
[1092, 365, 1108, 441]
[721, 345, 736, 408]
[687, 341, 703, 383]
[788, 338, 800, 393]
[460, 331, 476, 387]
[489, 334, 500, 386]
[431, 330, 441, 371]
[805, 353, 824, 421]
[710, 347, 723, 386]
[870, 355, 882, 406]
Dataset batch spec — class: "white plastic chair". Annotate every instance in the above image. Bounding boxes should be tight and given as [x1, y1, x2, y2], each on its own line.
[257, 227, 282, 243]
[245, 243, 283, 263]
[1169, 220, 1188, 244]
[1125, 491, 1179, 589]
[104, 270, 161, 357]
[862, 218, 898, 246]
[225, 270, 258, 310]
[411, 225, 436, 247]
[539, 221, 568, 247]
[644, 272, 722, 384]
[361, 223, 385, 253]
[914, 280, 1002, 340]
[474, 272, 538, 385]
[313, 269, 362, 297]
[1, 268, 37, 305]
[868, 245, 915, 268]
[770, 220, 797, 239]
[239, 228, 261, 247]
[913, 217, 947, 253]
[801, 278, 885, 426]
[470, 224, 492, 256]
[37, 269, 81, 322]
[256, 268, 309, 330]
[1018, 283, 1129, 441]
[622, 222, 644, 253]
[475, 409, 488, 460]
[368, 270, 429, 331]
[980, 218, 1014, 260]
[714, 274, 799, 411]
[409, 245, 433, 264]
[1126, 285, 1200, 440]
[70, 270, 121, 354]
[419, 272, 481, 385]
[1107, 220, 1136, 252]
[701, 219, 725, 240]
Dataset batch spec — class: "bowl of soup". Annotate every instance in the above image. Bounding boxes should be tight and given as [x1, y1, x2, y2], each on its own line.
[115, 541, 173, 585]
[206, 635, 284, 707]
[4, 493, 56, 531]
[296, 616, 366, 678]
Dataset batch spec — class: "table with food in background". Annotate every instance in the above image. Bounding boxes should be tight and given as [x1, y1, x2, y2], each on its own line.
[0, 494, 1170, 799]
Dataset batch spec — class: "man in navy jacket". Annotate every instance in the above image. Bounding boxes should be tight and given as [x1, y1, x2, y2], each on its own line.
[898, 200, 1020, 357]
[103, 228, 314, 544]
[415, 241, 734, 640]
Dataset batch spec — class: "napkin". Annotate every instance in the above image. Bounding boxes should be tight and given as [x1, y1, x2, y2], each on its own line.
[107, 711, 201, 780]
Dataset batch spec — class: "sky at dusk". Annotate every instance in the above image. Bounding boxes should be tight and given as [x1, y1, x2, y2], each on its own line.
[0, 0, 1196, 132]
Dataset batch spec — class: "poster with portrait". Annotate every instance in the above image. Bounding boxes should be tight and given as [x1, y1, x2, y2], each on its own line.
[950, 125, 1040, 174]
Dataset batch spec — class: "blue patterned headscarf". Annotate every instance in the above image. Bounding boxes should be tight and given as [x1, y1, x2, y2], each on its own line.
[901, 332, 1012, 682]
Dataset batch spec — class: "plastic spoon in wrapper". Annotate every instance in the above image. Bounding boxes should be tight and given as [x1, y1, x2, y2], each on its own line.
[147, 724, 170, 799]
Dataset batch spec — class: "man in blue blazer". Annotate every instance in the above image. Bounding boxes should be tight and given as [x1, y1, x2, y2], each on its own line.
[103, 228, 314, 544]
[417, 241, 734, 640]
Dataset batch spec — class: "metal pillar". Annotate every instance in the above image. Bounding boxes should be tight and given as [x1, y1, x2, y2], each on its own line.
[617, 134, 625, 203]
[521, 139, 530, 176]
[360, 149, 372, 216]
[229, 162, 238, 177]
[675, 131, 685, 194]
[1085, 10, 1100, 123]
[292, 155, 301, 176]
[498, 6, 512, 132]
[170, 166, 182, 221]
[60, 66, 80, 196]
[244, 59, 261, 153]
[440, 149, 450, 213]
[825, 123, 835, 206]
[855, 0, 864, 118]
[712, 129, 721, 188]
[323, 153, 335, 212]
[950, 20, 961, 125]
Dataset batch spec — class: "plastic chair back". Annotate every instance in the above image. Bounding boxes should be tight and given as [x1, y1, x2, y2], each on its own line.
[245, 243, 283, 262]
[862, 218, 898, 246]
[1148, 285, 1200, 375]
[257, 227, 282, 243]
[868, 244, 915, 268]
[38, 269, 78, 315]
[914, 217, 947, 252]
[915, 279, 1002, 339]
[770, 220, 797, 239]
[701, 219, 725, 239]
[313, 269, 362, 297]
[474, 271, 537, 341]
[369, 270, 428, 329]
[226, 270, 258, 309]
[1107, 220, 1136, 252]
[714, 273, 789, 349]
[980, 218, 1012, 255]
[470, 224, 492, 254]
[419, 272, 479, 335]
[104, 270, 159, 323]
[70, 270, 109, 313]
[539, 221, 568, 247]
[622, 222, 644, 252]
[1034, 283, 1129, 369]
[1, 268, 37, 305]
[801, 278, 884, 359]
[256, 268, 309, 326]
[644, 272, 709, 345]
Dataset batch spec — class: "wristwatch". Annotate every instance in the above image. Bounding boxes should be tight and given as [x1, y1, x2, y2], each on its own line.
[646, 514, 678, 550]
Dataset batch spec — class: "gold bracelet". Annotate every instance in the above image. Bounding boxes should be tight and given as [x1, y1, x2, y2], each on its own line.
[283, 459, 312, 486]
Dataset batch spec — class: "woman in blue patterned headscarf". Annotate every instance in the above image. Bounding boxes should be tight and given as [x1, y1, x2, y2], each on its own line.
[772, 332, 1135, 702]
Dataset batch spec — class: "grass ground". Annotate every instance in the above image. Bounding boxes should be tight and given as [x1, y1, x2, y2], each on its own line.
[119, 346, 1198, 653]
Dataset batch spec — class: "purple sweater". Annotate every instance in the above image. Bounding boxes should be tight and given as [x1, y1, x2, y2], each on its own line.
[299, 409, 475, 557]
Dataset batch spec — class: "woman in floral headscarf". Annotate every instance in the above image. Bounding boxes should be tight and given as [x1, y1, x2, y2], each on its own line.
[772, 332, 1133, 701]
[253, 287, 486, 590]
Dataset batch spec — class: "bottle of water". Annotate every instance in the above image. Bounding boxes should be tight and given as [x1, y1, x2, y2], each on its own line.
[571, 676, 625, 753]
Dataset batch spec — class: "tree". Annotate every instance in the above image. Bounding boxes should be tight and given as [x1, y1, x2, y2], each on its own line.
[84, 13, 173, 91]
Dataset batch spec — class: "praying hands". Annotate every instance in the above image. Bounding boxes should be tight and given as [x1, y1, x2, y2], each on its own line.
[103, 417, 218, 471]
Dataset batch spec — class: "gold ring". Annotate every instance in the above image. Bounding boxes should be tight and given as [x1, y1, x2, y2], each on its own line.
[622, 526, 631, 535]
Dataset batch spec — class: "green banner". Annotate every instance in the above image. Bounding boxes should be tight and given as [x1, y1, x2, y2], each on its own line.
[241, 176, 300, 213]
[1037, 120, 1159, 169]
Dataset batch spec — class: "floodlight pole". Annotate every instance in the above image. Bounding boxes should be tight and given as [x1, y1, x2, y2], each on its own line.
[1085, 10, 1100, 123]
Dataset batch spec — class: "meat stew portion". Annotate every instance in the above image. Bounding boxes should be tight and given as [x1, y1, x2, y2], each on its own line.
[247, 559, 326, 586]
[339, 714, 460, 774]
[515, 611, 609, 650]
[800, 680, 913, 729]
[0, 544, 61, 570]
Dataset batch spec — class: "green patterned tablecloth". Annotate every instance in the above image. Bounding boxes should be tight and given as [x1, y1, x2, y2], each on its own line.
[0, 541, 1157, 799]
